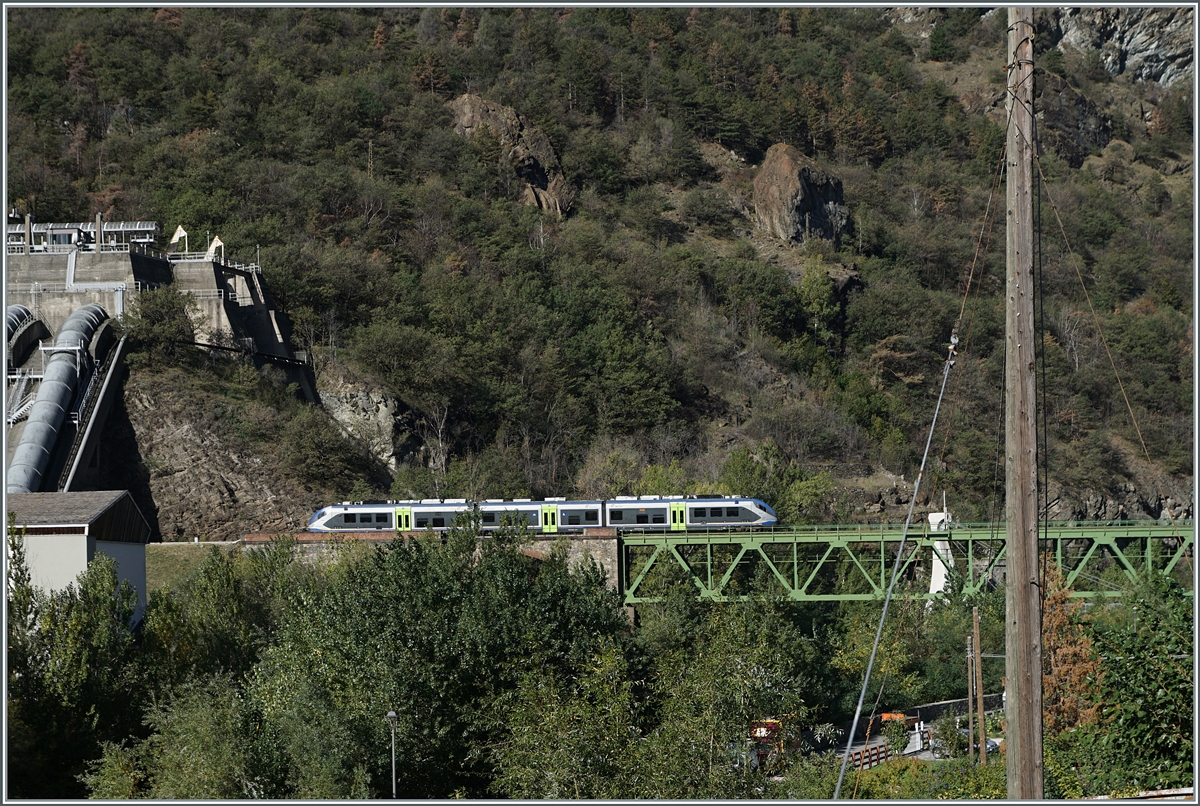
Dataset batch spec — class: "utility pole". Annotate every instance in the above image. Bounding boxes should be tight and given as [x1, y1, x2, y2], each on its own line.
[967, 634, 975, 763]
[1004, 6, 1043, 798]
[974, 606, 988, 766]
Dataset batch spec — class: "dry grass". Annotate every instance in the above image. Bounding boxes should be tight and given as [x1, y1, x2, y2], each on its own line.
[145, 541, 238, 594]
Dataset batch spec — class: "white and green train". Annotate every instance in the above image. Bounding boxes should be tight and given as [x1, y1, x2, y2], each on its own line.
[307, 495, 778, 533]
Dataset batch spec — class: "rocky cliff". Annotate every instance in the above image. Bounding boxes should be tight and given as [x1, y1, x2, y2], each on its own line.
[1046, 8, 1195, 87]
[889, 7, 1194, 87]
[101, 364, 1190, 541]
[100, 369, 322, 541]
[1035, 69, 1112, 168]
[317, 362, 418, 472]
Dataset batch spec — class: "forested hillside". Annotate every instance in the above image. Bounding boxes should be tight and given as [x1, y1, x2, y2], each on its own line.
[7, 7, 1193, 529]
[5, 8, 1195, 799]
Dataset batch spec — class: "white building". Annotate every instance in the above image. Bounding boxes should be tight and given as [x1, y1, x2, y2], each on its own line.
[6, 490, 151, 621]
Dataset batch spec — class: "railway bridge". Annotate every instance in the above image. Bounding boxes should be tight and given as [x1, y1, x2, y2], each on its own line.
[245, 520, 1193, 605]
[618, 520, 1193, 604]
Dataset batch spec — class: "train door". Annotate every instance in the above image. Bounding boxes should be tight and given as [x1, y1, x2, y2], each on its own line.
[396, 506, 415, 532]
[541, 504, 557, 533]
[670, 502, 687, 531]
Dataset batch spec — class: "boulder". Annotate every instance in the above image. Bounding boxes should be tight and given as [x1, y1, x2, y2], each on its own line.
[752, 144, 849, 247]
[447, 93, 576, 217]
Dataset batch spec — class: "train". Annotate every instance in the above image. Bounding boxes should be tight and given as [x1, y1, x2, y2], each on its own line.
[307, 495, 778, 533]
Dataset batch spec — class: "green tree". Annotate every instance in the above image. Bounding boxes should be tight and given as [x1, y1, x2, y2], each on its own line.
[84, 676, 289, 799]
[120, 286, 201, 368]
[1044, 573, 1193, 796]
[6, 517, 48, 798]
[798, 264, 838, 345]
[927, 23, 955, 62]
[7, 551, 141, 798]
[244, 518, 627, 798]
[491, 640, 640, 798]
[779, 470, 835, 524]
[629, 600, 814, 798]
[279, 405, 379, 493]
[139, 539, 303, 696]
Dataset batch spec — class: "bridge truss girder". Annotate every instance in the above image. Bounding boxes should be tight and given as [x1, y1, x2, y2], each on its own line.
[619, 522, 1194, 604]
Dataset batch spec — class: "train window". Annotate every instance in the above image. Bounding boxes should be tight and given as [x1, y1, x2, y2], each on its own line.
[345, 513, 357, 524]
[433, 517, 445, 528]
[694, 507, 706, 517]
[611, 510, 624, 521]
[727, 507, 740, 517]
[637, 514, 649, 524]
[482, 512, 496, 524]
[568, 515, 580, 525]
[375, 513, 389, 524]
[416, 518, 428, 528]
[585, 510, 598, 523]
[652, 514, 665, 524]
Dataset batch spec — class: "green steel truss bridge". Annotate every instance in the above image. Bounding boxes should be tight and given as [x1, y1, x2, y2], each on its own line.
[619, 521, 1194, 604]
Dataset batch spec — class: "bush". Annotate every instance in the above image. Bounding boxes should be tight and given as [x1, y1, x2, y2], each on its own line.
[680, 186, 735, 234]
[279, 406, 375, 493]
[930, 712, 967, 759]
[121, 287, 201, 368]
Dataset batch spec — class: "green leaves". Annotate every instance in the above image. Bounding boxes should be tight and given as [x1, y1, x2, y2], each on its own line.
[119, 286, 201, 368]
[492, 640, 640, 798]
[6, 553, 142, 798]
[1043, 573, 1193, 796]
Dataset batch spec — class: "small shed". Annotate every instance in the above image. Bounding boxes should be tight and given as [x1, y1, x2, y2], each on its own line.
[6, 490, 151, 620]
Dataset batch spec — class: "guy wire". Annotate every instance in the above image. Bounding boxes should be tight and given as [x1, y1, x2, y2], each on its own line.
[833, 336, 958, 800]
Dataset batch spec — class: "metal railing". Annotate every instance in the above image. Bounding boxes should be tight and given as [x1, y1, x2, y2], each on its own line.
[57, 337, 124, 491]
[6, 370, 35, 424]
[844, 743, 891, 771]
[186, 289, 239, 302]
[169, 250, 261, 274]
[7, 242, 152, 256]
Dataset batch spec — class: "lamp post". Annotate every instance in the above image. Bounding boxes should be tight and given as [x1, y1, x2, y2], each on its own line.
[385, 709, 397, 799]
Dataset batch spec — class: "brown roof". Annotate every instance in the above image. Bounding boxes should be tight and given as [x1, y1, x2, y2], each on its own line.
[6, 490, 151, 544]
[7, 490, 128, 525]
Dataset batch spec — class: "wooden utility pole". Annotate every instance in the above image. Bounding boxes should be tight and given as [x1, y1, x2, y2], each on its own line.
[967, 634, 975, 763]
[974, 606, 988, 766]
[1004, 6, 1043, 798]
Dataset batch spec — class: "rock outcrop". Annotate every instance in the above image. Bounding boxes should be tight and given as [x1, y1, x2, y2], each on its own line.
[316, 363, 419, 472]
[1046, 481, 1194, 523]
[1046, 8, 1195, 87]
[1035, 69, 1112, 168]
[887, 8, 1193, 87]
[752, 144, 849, 247]
[100, 371, 317, 541]
[448, 93, 576, 217]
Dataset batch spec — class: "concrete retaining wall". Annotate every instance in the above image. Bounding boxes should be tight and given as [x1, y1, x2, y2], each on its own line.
[241, 528, 622, 589]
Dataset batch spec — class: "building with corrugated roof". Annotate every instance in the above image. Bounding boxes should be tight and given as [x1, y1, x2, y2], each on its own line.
[6, 490, 151, 619]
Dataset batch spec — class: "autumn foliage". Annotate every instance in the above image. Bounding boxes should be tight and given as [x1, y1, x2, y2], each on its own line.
[1040, 564, 1100, 736]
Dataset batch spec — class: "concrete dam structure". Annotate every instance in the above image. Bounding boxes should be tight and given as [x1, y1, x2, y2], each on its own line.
[5, 215, 314, 495]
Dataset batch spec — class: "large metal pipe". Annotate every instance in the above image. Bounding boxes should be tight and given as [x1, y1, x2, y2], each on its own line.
[6, 304, 33, 343]
[7, 304, 108, 494]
